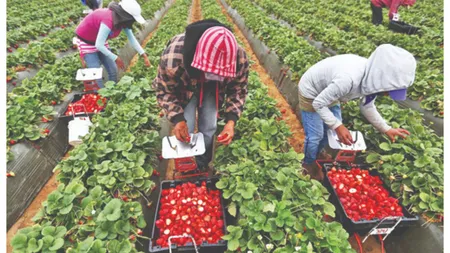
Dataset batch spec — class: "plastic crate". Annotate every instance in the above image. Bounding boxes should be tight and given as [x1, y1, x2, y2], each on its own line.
[149, 177, 227, 253]
[322, 163, 419, 233]
[58, 92, 105, 125]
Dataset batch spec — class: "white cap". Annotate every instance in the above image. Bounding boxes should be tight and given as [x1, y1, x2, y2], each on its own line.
[119, 0, 146, 24]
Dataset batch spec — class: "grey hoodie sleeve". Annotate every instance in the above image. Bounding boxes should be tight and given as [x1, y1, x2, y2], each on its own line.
[312, 75, 353, 130]
[359, 97, 391, 133]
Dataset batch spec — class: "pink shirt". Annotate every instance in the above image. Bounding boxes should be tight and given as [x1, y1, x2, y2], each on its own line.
[371, 0, 416, 20]
[75, 8, 122, 44]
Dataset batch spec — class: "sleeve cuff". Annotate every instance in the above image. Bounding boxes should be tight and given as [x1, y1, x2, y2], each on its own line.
[380, 125, 392, 134]
[170, 113, 186, 125]
[225, 112, 239, 124]
[330, 120, 342, 130]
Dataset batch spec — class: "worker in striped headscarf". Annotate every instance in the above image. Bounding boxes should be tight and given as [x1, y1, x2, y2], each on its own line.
[153, 19, 250, 171]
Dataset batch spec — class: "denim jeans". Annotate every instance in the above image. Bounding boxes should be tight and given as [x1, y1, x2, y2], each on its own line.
[301, 104, 342, 164]
[183, 84, 218, 169]
[83, 52, 118, 88]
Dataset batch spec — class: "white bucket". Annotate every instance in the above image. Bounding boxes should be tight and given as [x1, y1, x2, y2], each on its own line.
[68, 116, 92, 146]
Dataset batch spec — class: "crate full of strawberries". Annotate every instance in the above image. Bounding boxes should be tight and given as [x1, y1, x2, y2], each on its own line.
[322, 163, 418, 233]
[59, 93, 107, 123]
[149, 178, 227, 252]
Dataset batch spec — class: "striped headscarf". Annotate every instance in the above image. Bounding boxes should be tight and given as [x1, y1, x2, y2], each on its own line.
[191, 26, 238, 78]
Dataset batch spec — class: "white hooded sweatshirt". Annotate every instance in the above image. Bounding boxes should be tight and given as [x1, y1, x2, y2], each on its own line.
[298, 44, 416, 133]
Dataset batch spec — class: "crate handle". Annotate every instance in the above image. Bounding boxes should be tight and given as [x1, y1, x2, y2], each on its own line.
[168, 234, 199, 253]
[70, 103, 88, 120]
[362, 216, 403, 243]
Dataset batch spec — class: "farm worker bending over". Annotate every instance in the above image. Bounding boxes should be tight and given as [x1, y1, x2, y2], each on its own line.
[370, 0, 416, 25]
[153, 19, 249, 171]
[298, 44, 416, 180]
[75, 0, 151, 88]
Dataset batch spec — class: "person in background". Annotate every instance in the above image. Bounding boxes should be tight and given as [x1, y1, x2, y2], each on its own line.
[298, 44, 416, 181]
[153, 19, 249, 172]
[370, 0, 416, 25]
[81, 0, 103, 12]
[75, 0, 151, 88]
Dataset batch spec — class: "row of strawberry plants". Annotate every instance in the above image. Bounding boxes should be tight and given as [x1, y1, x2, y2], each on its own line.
[254, 0, 443, 117]
[202, 1, 355, 252]
[6, 0, 168, 163]
[6, 0, 81, 30]
[10, 0, 192, 252]
[7, 9, 84, 46]
[224, 0, 443, 219]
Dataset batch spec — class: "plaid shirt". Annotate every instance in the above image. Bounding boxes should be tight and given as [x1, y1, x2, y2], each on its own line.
[153, 33, 249, 124]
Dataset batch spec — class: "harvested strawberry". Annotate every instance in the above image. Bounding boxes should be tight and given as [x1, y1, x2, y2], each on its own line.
[41, 117, 49, 123]
[9, 140, 16, 145]
[7, 172, 15, 177]
[154, 181, 224, 248]
[43, 128, 50, 134]
[328, 167, 404, 221]
[122, 196, 129, 202]
[152, 170, 160, 176]
[64, 93, 106, 116]
[159, 112, 164, 118]
[217, 133, 228, 142]
[280, 109, 287, 114]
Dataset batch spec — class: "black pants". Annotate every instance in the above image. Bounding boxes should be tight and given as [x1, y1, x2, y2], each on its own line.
[371, 3, 383, 25]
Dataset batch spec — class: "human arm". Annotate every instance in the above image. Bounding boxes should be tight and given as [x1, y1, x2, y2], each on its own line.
[388, 0, 403, 20]
[218, 49, 249, 145]
[124, 28, 150, 66]
[360, 97, 410, 142]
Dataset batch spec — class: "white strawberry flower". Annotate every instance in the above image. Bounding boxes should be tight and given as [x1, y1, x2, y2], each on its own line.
[295, 246, 301, 251]
[257, 235, 263, 240]
[266, 243, 274, 250]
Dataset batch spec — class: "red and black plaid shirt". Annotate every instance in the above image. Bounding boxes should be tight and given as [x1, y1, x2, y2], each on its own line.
[153, 33, 249, 124]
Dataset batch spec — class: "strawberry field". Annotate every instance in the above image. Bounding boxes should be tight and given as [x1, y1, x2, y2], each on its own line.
[6, 0, 444, 253]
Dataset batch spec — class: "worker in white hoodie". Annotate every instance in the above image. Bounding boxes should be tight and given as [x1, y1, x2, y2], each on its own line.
[298, 44, 416, 180]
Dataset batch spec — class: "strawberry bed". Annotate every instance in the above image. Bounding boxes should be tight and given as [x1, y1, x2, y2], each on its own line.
[150, 178, 227, 251]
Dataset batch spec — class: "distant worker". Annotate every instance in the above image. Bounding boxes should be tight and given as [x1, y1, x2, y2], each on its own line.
[75, 0, 151, 88]
[370, 0, 419, 35]
[298, 44, 416, 180]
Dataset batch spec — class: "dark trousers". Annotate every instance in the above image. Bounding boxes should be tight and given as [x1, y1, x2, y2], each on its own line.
[371, 3, 383, 25]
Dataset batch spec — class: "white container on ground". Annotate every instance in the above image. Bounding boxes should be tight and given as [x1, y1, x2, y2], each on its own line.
[68, 116, 92, 146]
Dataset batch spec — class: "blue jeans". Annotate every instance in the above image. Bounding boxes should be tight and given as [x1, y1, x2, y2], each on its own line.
[301, 105, 342, 164]
[183, 84, 218, 169]
[83, 52, 117, 88]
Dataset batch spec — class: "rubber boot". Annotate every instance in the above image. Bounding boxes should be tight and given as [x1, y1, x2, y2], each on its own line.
[303, 163, 324, 181]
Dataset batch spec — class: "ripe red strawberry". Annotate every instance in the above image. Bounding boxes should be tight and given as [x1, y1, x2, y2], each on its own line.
[43, 128, 50, 134]
[7, 48, 13, 53]
[129, 234, 136, 241]
[159, 112, 164, 118]
[280, 109, 287, 114]
[122, 196, 129, 202]
[51, 100, 57, 105]
[14, 44, 19, 49]
[61, 25, 66, 29]
[9, 140, 16, 145]
[12, 81, 17, 86]
[42, 117, 48, 123]
[152, 170, 160, 176]
[137, 229, 143, 235]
